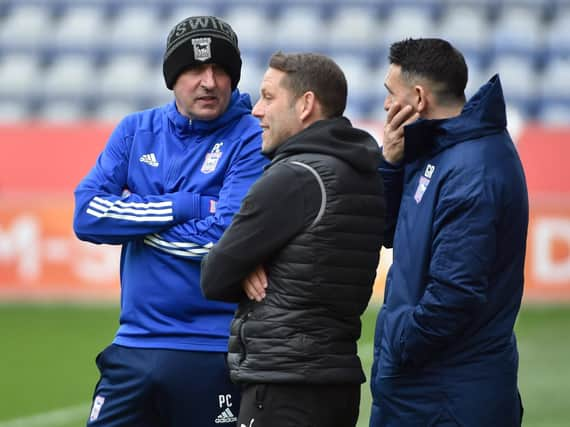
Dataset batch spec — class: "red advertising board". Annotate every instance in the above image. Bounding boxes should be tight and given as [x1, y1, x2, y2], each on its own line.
[0, 197, 120, 301]
[517, 125, 570, 301]
[0, 123, 568, 301]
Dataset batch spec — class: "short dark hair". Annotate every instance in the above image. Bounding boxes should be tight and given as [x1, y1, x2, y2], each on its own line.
[389, 38, 468, 105]
[268, 52, 347, 118]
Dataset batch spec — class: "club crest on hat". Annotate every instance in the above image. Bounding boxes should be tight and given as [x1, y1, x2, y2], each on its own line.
[192, 37, 212, 61]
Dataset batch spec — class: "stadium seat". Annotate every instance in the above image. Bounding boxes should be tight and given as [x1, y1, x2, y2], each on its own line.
[0, 4, 54, 49]
[543, 7, 570, 61]
[91, 100, 141, 123]
[499, 0, 551, 16]
[105, 6, 164, 53]
[35, 99, 87, 123]
[0, 100, 30, 123]
[535, 102, 570, 126]
[222, 6, 272, 56]
[0, 54, 41, 98]
[52, 5, 108, 48]
[270, 6, 327, 52]
[380, 0, 442, 19]
[96, 54, 154, 101]
[42, 54, 97, 98]
[381, 6, 437, 49]
[465, 64, 493, 100]
[325, 6, 381, 56]
[332, 54, 375, 100]
[487, 55, 538, 115]
[0, 0, 564, 124]
[435, 4, 490, 65]
[489, 6, 544, 61]
[536, 57, 570, 103]
[143, 61, 175, 106]
[166, 4, 221, 29]
[237, 53, 266, 100]
[443, 0, 498, 18]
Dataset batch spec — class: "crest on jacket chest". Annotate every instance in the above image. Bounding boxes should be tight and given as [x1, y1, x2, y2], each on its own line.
[201, 142, 224, 174]
[414, 163, 436, 204]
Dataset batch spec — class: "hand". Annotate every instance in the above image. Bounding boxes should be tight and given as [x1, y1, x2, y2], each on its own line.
[242, 265, 267, 302]
[382, 103, 420, 164]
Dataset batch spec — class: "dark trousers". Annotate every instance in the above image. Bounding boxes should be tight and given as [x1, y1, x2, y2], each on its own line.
[86, 344, 240, 427]
[237, 383, 360, 427]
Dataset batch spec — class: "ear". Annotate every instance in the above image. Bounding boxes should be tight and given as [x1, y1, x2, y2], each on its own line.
[414, 84, 429, 114]
[298, 91, 317, 121]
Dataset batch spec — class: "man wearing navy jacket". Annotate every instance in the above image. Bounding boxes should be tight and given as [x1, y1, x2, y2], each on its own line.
[369, 38, 528, 427]
[73, 16, 267, 427]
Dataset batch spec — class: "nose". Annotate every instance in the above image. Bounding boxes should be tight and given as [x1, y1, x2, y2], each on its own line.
[252, 100, 263, 118]
[200, 65, 216, 88]
[383, 95, 391, 112]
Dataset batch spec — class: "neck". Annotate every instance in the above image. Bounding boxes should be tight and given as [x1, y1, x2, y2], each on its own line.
[424, 104, 463, 120]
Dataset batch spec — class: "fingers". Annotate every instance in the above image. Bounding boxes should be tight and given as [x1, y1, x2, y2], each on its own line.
[404, 111, 421, 127]
[242, 265, 268, 302]
[388, 103, 415, 130]
[383, 103, 416, 165]
[253, 264, 267, 284]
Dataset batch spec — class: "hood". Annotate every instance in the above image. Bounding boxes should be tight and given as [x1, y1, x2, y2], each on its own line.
[271, 116, 381, 173]
[166, 89, 253, 137]
[404, 74, 508, 161]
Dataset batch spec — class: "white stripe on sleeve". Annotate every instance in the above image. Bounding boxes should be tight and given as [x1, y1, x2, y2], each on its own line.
[86, 197, 174, 222]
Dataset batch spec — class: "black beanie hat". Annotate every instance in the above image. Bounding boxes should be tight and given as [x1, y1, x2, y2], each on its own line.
[163, 16, 241, 90]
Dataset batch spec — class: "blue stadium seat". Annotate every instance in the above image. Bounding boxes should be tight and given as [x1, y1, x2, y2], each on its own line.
[487, 55, 539, 117]
[0, 0, 566, 124]
[0, 99, 30, 123]
[0, 53, 41, 98]
[537, 57, 570, 104]
[91, 100, 141, 123]
[42, 54, 97, 99]
[381, 5, 437, 50]
[535, 102, 570, 126]
[237, 53, 266, 100]
[435, 4, 491, 67]
[166, 4, 221, 29]
[52, 5, 109, 50]
[380, 0, 442, 20]
[96, 54, 154, 102]
[270, 5, 327, 52]
[36, 99, 87, 123]
[489, 6, 545, 64]
[543, 6, 570, 62]
[465, 64, 493, 100]
[325, 6, 381, 59]
[104, 6, 164, 54]
[222, 6, 273, 58]
[0, 4, 54, 50]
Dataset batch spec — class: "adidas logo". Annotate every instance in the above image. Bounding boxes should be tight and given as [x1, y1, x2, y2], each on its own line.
[139, 153, 159, 167]
[215, 407, 237, 424]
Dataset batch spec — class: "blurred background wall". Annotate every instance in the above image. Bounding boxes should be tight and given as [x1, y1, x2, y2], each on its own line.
[0, 0, 569, 302]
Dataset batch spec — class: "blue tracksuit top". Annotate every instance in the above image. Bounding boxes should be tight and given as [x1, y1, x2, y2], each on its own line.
[73, 90, 268, 351]
[370, 76, 528, 426]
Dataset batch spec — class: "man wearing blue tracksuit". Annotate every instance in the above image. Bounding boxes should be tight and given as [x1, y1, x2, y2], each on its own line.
[369, 38, 528, 426]
[73, 16, 267, 427]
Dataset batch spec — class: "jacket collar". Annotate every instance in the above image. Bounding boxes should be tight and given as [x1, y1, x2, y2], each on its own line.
[403, 74, 507, 162]
[166, 90, 252, 137]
